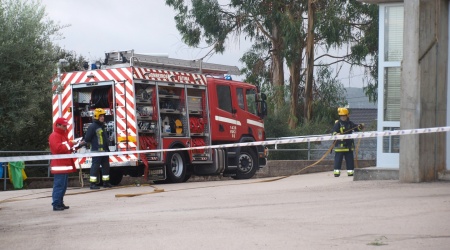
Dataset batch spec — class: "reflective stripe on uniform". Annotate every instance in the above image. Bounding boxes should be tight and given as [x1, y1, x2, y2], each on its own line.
[90, 176, 97, 183]
[96, 128, 104, 151]
[62, 141, 71, 150]
[334, 148, 350, 152]
[51, 166, 73, 171]
[102, 175, 110, 181]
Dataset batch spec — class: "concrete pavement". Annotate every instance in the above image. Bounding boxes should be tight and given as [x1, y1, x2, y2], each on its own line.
[0, 172, 449, 249]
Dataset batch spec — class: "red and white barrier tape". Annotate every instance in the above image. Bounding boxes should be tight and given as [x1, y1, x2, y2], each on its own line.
[1, 126, 449, 162]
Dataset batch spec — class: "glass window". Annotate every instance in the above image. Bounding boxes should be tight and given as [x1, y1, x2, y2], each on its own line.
[384, 67, 401, 121]
[217, 85, 232, 113]
[384, 6, 404, 61]
[237, 88, 245, 110]
[246, 89, 258, 115]
[382, 127, 400, 153]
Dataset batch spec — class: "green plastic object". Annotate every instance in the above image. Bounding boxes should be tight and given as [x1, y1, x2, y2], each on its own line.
[9, 161, 25, 189]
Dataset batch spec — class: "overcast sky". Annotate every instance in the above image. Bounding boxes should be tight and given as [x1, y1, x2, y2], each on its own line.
[40, 0, 366, 88]
[41, 0, 250, 70]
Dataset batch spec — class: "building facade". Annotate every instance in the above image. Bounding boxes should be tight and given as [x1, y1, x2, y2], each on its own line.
[361, 0, 449, 182]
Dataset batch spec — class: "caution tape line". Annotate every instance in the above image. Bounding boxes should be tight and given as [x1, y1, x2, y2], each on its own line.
[1, 126, 449, 163]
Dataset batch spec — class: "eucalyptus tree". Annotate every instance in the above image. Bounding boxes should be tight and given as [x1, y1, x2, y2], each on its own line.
[166, 0, 378, 128]
[281, 2, 306, 128]
[166, 0, 287, 112]
[240, 0, 377, 126]
[313, 0, 378, 100]
[303, 0, 378, 122]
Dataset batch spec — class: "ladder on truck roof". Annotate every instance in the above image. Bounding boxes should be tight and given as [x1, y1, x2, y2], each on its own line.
[104, 50, 240, 76]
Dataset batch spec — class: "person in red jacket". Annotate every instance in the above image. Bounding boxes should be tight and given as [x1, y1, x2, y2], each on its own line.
[48, 117, 77, 211]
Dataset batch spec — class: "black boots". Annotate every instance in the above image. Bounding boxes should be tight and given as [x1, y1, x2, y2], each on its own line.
[53, 205, 65, 211]
[90, 182, 112, 189]
[90, 183, 100, 190]
[103, 181, 113, 188]
[52, 202, 68, 211]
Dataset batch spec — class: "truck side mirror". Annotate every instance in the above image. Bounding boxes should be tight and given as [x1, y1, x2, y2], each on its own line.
[258, 100, 267, 119]
[256, 92, 267, 119]
[261, 101, 267, 118]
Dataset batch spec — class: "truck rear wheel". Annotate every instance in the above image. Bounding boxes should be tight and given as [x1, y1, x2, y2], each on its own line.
[165, 151, 186, 183]
[183, 173, 192, 182]
[234, 147, 258, 179]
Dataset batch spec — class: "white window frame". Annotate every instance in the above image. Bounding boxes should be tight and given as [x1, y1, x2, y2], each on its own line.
[376, 3, 404, 168]
[447, 3, 450, 171]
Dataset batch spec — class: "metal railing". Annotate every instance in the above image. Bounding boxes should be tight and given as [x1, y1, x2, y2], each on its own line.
[266, 136, 333, 160]
[0, 145, 329, 191]
[1, 151, 50, 191]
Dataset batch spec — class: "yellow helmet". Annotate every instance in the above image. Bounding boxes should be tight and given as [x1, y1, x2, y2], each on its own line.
[93, 108, 106, 119]
[338, 107, 349, 116]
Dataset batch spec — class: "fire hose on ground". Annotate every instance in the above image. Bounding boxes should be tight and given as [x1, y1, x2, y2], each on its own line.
[0, 126, 449, 201]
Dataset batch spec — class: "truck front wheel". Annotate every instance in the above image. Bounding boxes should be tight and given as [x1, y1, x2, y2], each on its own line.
[165, 151, 186, 183]
[234, 148, 258, 179]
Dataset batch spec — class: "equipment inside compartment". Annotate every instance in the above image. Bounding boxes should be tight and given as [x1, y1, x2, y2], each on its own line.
[72, 86, 115, 145]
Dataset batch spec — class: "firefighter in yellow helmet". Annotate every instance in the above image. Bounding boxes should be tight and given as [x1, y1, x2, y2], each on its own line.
[84, 108, 112, 189]
[332, 107, 364, 177]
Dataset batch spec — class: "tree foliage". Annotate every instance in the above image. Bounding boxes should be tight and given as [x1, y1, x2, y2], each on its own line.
[240, 1, 378, 126]
[166, 0, 288, 112]
[167, 0, 379, 134]
[166, 0, 237, 53]
[315, 1, 378, 101]
[0, 0, 84, 151]
[312, 66, 347, 121]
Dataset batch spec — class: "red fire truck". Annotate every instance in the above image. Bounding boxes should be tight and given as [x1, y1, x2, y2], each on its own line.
[53, 50, 268, 185]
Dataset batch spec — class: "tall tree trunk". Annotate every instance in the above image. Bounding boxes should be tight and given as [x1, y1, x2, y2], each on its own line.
[304, 0, 315, 122]
[288, 53, 302, 129]
[271, 25, 284, 114]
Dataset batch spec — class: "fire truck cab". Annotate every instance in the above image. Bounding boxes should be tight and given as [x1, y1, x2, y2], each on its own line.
[53, 50, 268, 185]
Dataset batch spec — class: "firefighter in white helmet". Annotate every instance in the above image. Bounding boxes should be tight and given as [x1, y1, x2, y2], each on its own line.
[84, 108, 112, 189]
[332, 107, 364, 177]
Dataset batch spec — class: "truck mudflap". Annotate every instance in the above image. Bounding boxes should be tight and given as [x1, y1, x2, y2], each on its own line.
[148, 164, 166, 181]
[257, 145, 268, 167]
[193, 148, 225, 175]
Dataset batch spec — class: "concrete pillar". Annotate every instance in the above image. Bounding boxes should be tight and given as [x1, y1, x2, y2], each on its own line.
[400, 0, 448, 182]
